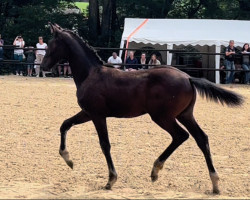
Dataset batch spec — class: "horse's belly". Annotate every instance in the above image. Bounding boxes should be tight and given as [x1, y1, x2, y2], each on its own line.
[107, 101, 146, 118]
[109, 110, 147, 118]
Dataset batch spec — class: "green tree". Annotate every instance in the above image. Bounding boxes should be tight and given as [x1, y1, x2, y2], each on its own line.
[1, 0, 250, 51]
[0, 0, 87, 46]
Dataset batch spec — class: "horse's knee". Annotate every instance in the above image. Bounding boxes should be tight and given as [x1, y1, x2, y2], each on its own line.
[60, 119, 71, 133]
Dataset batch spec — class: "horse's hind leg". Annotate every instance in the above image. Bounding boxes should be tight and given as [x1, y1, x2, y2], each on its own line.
[150, 116, 189, 182]
[59, 110, 91, 169]
[177, 113, 220, 194]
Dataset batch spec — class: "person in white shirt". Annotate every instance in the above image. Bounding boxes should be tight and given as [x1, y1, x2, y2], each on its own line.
[107, 52, 122, 69]
[13, 36, 25, 75]
[35, 36, 47, 77]
[148, 54, 161, 69]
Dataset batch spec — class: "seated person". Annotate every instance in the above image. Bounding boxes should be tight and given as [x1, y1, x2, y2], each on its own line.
[107, 52, 122, 69]
[148, 54, 161, 69]
[138, 53, 148, 70]
[125, 51, 138, 71]
[58, 59, 72, 78]
[24, 46, 36, 77]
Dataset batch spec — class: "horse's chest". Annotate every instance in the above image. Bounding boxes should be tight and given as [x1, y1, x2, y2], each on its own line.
[76, 88, 103, 111]
[77, 94, 91, 110]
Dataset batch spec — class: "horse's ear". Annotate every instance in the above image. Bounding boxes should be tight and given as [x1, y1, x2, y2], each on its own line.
[48, 22, 55, 34]
[54, 23, 62, 30]
[48, 22, 61, 37]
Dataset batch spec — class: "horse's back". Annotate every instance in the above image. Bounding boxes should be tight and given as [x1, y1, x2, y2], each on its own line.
[107, 66, 194, 117]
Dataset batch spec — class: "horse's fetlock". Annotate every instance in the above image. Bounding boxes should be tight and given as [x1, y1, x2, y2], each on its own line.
[59, 149, 69, 156]
[154, 159, 164, 170]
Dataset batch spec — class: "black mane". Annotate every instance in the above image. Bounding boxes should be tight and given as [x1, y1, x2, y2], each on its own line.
[63, 29, 104, 65]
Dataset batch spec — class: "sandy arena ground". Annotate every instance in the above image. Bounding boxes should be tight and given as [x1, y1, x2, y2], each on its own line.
[0, 75, 249, 199]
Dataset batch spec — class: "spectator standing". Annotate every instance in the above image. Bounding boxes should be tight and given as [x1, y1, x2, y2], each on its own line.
[0, 34, 4, 61]
[24, 46, 36, 76]
[125, 51, 138, 71]
[148, 54, 161, 69]
[241, 43, 250, 84]
[107, 52, 122, 69]
[225, 40, 236, 84]
[138, 53, 147, 69]
[13, 36, 25, 75]
[36, 36, 47, 77]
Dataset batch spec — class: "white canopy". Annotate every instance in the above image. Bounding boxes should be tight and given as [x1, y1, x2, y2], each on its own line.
[121, 18, 250, 47]
[120, 18, 250, 83]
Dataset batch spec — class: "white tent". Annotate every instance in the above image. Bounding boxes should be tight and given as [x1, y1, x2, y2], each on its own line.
[120, 18, 250, 83]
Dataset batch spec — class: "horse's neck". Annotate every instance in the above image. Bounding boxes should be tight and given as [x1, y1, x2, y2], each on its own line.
[67, 43, 100, 87]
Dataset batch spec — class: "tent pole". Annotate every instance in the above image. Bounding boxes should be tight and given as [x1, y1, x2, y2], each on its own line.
[167, 44, 173, 65]
[119, 40, 125, 59]
[215, 45, 220, 84]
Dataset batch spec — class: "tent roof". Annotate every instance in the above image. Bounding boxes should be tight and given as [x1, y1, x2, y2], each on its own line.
[121, 18, 250, 47]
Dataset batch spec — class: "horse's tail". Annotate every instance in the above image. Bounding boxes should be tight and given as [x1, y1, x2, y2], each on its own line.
[189, 77, 244, 107]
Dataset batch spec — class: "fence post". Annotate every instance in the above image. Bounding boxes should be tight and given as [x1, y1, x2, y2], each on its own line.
[215, 45, 221, 84]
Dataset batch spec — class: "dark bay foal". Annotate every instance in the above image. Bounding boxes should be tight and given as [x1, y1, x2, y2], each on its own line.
[41, 23, 243, 194]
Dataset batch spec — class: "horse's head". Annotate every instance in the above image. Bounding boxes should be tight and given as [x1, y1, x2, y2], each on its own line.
[41, 23, 69, 71]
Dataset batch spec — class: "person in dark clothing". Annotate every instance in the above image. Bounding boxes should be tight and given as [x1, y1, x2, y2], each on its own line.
[241, 43, 250, 84]
[138, 53, 148, 70]
[24, 46, 36, 76]
[125, 51, 138, 71]
[0, 34, 4, 61]
[220, 58, 226, 84]
[225, 40, 237, 84]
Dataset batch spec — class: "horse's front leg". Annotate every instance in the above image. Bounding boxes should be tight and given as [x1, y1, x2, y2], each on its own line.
[92, 117, 117, 190]
[59, 110, 91, 169]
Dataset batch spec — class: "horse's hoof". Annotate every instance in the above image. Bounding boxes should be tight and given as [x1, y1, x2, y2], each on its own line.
[151, 159, 163, 182]
[105, 183, 112, 190]
[66, 160, 74, 169]
[213, 188, 220, 195]
[104, 173, 117, 190]
[151, 173, 158, 182]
